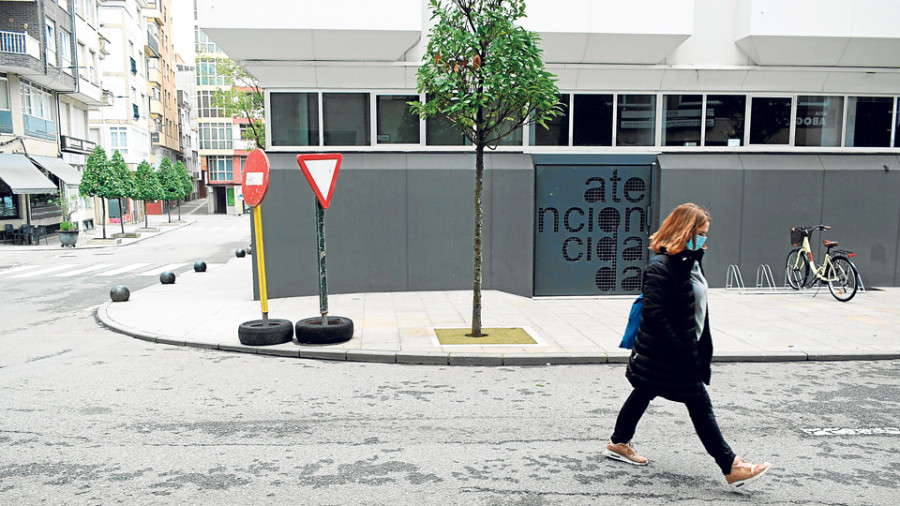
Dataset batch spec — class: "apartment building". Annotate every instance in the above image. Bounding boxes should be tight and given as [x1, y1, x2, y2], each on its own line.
[1, 0, 109, 232]
[199, 0, 900, 297]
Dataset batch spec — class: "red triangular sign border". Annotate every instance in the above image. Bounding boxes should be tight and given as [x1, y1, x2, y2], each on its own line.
[296, 154, 343, 209]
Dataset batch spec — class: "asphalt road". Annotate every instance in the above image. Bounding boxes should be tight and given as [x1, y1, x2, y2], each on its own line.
[1, 205, 898, 505]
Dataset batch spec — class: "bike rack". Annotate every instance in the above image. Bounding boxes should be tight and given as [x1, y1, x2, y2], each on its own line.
[756, 264, 777, 290]
[726, 265, 745, 290]
[727, 264, 808, 294]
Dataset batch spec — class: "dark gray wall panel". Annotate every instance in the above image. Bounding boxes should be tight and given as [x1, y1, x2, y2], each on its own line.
[489, 167, 534, 296]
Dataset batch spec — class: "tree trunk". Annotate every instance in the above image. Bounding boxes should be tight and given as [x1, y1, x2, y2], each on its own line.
[144, 201, 149, 229]
[167, 200, 172, 223]
[119, 198, 125, 235]
[101, 197, 107, 239]
[178, 199, 182, 221]
[471, 141, 485, 338]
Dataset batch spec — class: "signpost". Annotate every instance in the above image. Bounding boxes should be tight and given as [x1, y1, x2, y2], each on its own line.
[237, 149, 293, 346]
[295, 154, 353, 344]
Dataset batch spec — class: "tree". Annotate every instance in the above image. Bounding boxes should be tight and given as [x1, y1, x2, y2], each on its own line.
[107, 150, 136, 235]
[412, 0, 560, 337]
[51, 188, 80, 231]
[134, 160, 165, 229]
[211, 57, 265, 149]
[174, 160, 193, 221]
[79, 146, 113, 239]
[156, 157, 181, 223]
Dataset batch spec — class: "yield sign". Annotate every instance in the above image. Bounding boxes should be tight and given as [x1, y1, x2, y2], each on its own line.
[297, 154, 342, 209]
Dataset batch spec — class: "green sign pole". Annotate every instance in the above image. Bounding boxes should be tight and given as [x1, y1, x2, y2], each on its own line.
[315, 199, 328, 319]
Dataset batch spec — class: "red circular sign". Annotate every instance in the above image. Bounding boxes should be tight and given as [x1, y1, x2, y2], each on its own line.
[241, 149, 271, 207]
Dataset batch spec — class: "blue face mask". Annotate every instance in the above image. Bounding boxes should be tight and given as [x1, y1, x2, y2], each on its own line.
[686, 235, 707, 251]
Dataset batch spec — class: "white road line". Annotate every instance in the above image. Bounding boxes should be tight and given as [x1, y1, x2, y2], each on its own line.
[136, 263, 188, 276]
[13, 264, 79, 278]
[0, 265, 43, 276]
[54, 263, 115, 277]
[97, 263, 152, 276]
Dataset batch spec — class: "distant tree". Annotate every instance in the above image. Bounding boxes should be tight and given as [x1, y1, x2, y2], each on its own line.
[79, 146, 113, 239]
[211, 57, 265, 149]
[156, 157, 181, 223]
[107, 151, 136, 235]
[412, 0, 561, 337]
[134, 160, 165, 229]
[174, 160, 193, 221]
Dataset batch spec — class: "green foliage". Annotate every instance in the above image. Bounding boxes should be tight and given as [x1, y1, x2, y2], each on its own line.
[107, 150, 136, 199]
[51, 189, 79, 223]
[174, 160, 193, 199]
[156, 157, 181, 201]
[211, 58, 265, 149]
[411, 0, 561, 147]
[79, 146, 110, 198]
[59, 221, 77, 231]
[134, 160, 165, 201]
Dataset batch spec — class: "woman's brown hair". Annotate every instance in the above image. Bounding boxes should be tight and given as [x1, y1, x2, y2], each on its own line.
[649, 203, 711, 255]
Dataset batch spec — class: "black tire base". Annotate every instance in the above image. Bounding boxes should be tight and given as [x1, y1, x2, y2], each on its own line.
[238, 319, 294, 346]
[295, 316, 354, 344]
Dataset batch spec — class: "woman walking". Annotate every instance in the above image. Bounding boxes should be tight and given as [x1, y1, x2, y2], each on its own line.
[604, 203, 771, 490]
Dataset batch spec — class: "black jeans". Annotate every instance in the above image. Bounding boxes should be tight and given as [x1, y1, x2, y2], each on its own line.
[610, 387, 736, 475]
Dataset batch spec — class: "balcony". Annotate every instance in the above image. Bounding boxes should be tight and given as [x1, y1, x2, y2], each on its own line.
[0, 30, 42, 74]
[146, 28, 160, 57]
[198, 0, 422, 87]
[150, 98, 163, 117]
[736, 0, 900, 67]
[521, 0, 694, 64]
[148, 66, 162, 84]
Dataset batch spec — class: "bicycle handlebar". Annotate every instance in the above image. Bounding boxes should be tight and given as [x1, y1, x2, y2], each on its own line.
[794, 225, 831, 235]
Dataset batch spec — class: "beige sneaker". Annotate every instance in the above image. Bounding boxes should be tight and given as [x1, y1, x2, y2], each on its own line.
[604, 440, 648, 466]
[725, 456, 771, 489]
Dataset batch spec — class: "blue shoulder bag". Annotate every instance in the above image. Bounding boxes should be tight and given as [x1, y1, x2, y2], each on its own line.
[619, 294, 643, 349]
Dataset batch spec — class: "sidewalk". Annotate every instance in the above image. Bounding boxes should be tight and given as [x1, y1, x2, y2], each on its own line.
[0, 217, 193, 251]
[98, 255, 900, 365]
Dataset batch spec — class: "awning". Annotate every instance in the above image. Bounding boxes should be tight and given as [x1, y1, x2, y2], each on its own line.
[0, 154, 57, 194]
[29, 155, 82, 185]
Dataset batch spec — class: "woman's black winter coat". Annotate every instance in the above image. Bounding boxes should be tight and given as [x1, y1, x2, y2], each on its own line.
[625, 248, 713, 402]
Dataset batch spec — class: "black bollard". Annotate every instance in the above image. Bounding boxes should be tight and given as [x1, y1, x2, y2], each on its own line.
[110, 285, 130, 302]
[194, 261, 207, 272]
[160, 271, 176, 284]
[235, 249, 246, 258]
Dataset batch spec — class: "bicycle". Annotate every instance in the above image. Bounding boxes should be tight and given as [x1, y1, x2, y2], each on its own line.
[784, 225, 859, 302]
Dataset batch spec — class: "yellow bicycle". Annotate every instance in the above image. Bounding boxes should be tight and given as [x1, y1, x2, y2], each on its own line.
[785, 225, 859, 302]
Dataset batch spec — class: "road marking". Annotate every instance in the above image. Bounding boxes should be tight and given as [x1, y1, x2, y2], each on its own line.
[0, 265, 43, 276]
[136, 263, 188, 276]
[803, 427, 900, 436]
[13, 264, 79, 278]
[54, 263, 115, 277]
[97, 263, 152, 276]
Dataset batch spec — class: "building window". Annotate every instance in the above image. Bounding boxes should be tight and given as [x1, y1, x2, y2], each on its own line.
[530, 94, 570, 146]
[270, 93, 319, 146]
[323, 93, 370, 146]
[198, 90, 224, 118]
[110, 126, 128, 154]
[663, 95, 702, 147]
[60, 31, 72, 72]
[376, 95, 420, 144]
[45, 18, 57, 66]
[617, 95, 656, 147]
[199, 122, 232, 149]
[846, 97, 893, 147]
[426, 110, 467, 146]
[705, 95, 745, 147]
[573, 94, 613, 147]
[196, 58, 228, 86]
[194, 28, 221, 54]
[208, 156, 233, 181]
[750, 97, 791, 145]
[21, 80, 55, 139]
[0, 180, 20, 219]
[0, 77, 11, 134]
[795, 96, 843, 147]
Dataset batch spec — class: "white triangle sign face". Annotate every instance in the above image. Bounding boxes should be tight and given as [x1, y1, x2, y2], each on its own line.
[297, 154, 342, 209]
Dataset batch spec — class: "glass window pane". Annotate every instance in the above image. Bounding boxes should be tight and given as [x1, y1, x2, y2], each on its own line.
[1, 80, 9, 110]
[847, 97, 893, 147]
[795, 96, 843, 147]
[617, 95, 656, 147]
[573, 94, 613, 146]
[896, 100, 900, 148]
[530, 94, 569, 146]
[495, 121, 523, 147]
[270, 93, 319, 146]
[663, 95, 702, 146]
[750, 97, 791, 145]
[323, 93, 370, 146]
[426, 114, 467, 145]
[377, 95, 419, 144]
[705, 95, 745, 146]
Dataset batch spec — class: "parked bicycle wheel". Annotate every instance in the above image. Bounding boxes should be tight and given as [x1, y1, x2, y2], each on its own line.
[785, 249, 809, 289]
[827, 255, 858, 302]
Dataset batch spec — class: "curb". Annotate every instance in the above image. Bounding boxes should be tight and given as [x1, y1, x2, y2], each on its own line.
[93, 302, 900, 366]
